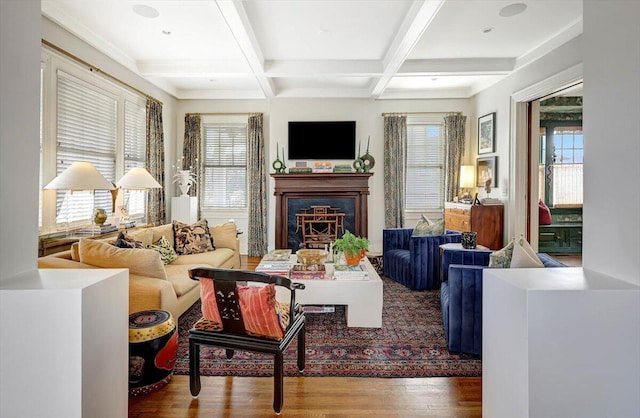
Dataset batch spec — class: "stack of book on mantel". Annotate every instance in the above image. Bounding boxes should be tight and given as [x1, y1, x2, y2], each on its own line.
[290, 264, 327, 280]
[333, 264, 369, 280]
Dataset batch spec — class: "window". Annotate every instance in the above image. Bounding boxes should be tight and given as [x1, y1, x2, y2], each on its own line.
[539, 122, 583, 207]
[123, 99, 147, 220]
[201, 122, 247, 209]
[405, 116, 445, 211]
[40, 48, 147, 233]
[55, 71, 117, 224]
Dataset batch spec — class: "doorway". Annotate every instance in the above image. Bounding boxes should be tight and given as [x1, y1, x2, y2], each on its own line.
[527, 84, 583, 265]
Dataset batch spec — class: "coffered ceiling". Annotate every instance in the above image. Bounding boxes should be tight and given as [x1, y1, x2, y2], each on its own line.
[42, 0, 583, 100]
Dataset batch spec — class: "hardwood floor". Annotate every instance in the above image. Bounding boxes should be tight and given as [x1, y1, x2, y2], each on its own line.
[128, 256, 482, 417]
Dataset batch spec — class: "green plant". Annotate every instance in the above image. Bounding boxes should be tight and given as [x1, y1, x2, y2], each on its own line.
[333, 230, 369, 257]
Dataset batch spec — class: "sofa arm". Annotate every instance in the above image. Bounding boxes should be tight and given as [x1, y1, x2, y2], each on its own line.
[38, 257, 96, 269]
[441, 264, 485, 356]
[408, 231, 461, 290]
[383, 228, 413, 252]
[441, 248, 492, 283]
[129, 275, 179, 316]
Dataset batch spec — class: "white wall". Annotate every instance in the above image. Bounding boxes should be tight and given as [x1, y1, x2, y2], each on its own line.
[42, 16, 178, 219]
[176, 97, 472, 254]
[0, 0, 41, 281]
[582, 1, 640, 285]
[473, 35, 582, 240]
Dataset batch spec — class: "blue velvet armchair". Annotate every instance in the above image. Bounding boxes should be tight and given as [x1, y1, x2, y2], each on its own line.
[440, 249, 566, 355]
[382, 228, 462, 290]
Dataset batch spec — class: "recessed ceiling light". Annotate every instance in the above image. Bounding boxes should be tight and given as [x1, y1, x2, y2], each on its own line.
[431, 77, 438, 81]
[318, 28, 329, 35]
[132, 4, 159, 19]
[483, 27, 495, 34]
[162, 30, 171, 35]
[499, 3, 527, 17]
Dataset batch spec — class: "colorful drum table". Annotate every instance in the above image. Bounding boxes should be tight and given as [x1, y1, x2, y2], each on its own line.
[128, 310, 178, 396]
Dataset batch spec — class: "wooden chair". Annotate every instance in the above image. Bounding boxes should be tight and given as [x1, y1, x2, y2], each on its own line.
[187, 267, 306, 415]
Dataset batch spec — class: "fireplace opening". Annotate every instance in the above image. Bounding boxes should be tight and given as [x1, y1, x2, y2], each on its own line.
[287, 198, 355, 250]
[295, 206, 345, 249]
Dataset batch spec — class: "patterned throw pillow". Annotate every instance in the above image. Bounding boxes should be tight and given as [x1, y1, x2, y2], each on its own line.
[197, 279, 287, 340]
[146, 235, 178, 265]
[114, 232, 144, 249]
[173, 219, 215, 255]
[488, 238, 515, 268]
[412, 215, 445, 236]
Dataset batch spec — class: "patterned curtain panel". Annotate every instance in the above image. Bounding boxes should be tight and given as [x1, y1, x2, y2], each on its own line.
[247, 113, 267, 256]
[146, 97, 166, 225]
[182, 114, 202, 200]
[383, 115, 407, 228]
[444, 114, 467, 202]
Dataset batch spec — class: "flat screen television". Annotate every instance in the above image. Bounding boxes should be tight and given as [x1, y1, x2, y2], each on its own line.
[288, 121, 356, 160]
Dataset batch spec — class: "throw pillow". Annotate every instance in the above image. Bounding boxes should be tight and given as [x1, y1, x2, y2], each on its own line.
[488, 238, 515, 268]
[78, 239, 166, 280]
[114, 232, 144, 249]
[238, 284, 285, 340]
[209, 221, 238, 250]
[510, 237, 544, 268]
[146, 235, 178, 265]
[412, 216, 445, 236]
[199, 279, 223, 330]
[173, 220, 215, 255]
[198, 279, 288, 340]
[539, 200, 553, 225]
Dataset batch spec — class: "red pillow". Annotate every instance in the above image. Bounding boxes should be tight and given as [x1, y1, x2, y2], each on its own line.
[200, 279, 223, 330]
[199, 280, 286, 340]
[238, 284, 285, 340]
[539, 200, 552, 225]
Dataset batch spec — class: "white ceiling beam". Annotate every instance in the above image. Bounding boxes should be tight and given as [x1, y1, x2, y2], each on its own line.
[379, 87, 471, 100]
[399, 58, 514, 75]
[215, 0, 276, 97]
[175, 89, 267, 100]
[514, 18, 583, 71]
[275, 87, 374, 99]
[370, 0, 446, 98]
[137, 60, 252, 77]
[265, 60, 382, 77]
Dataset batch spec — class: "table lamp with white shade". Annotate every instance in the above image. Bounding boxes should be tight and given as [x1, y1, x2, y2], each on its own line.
[459, 165, 475, 203]
[115, 167, 162, 226]
[43, 161, 116, 233]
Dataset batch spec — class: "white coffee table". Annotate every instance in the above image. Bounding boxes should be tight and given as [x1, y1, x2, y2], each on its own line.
[276, 256, 383, 328]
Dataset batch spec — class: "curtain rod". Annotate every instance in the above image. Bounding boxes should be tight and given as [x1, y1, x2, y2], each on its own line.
[186, 112, 252, 116]
[42, 39, 163, 105]
[381, 111, 462, 116]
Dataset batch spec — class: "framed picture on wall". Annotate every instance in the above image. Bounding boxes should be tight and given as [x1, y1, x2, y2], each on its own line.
[476, 156, 497, 188]
[478, 112, 496, 154]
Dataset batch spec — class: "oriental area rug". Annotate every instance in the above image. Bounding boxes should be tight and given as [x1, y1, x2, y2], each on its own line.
[173, 277, 482, 378]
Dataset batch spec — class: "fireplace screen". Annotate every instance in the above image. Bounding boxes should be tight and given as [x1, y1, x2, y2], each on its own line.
[295, 206, 345, 249]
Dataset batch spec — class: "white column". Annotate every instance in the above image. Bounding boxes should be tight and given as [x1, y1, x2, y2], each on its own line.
[0, 269, 129, 418]
[483, 267, 640, 418]
[171, 196, 198, 224]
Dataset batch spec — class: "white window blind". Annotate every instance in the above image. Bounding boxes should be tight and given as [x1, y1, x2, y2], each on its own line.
[201, 123, 247, 209]
[405, 117, 445, 211]
[55, 71, 117, 224]
[123, 99, 147, 219]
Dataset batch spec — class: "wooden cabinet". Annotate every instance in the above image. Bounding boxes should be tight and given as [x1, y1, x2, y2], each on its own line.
[539, 224, 582, 254]
[444, 202, 504, 250]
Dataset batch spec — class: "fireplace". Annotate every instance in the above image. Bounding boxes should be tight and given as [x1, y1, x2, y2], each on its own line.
[272, 173, 373, 250]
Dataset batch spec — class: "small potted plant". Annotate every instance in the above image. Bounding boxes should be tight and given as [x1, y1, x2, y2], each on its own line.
[333, 230, 370, 266]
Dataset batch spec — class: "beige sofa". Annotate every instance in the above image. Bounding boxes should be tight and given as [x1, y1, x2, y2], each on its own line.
[38, 222, 241, 318]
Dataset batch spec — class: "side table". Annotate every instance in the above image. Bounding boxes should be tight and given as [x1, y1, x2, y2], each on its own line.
[129, 310, 178, 396]
[439, 243, 490, 284]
